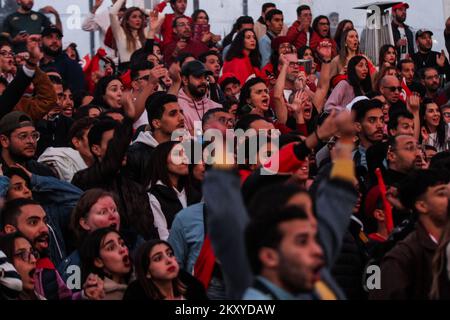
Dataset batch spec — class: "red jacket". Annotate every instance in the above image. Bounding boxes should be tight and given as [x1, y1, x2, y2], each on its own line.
[156, 1, 193, 47]
[223, 52, 262, 86]
[286, 21, 312, 50]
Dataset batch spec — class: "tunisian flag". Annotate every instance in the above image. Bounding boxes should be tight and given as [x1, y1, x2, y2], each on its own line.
[399, 77, 412, 103]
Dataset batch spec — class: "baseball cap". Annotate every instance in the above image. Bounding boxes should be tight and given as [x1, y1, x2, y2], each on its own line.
[41, 25, 63, 38]
[392, 2, 409, 11]
[0, 111, 34, 135]
[416, 29, 433, 39]
[181, 60, 213, 77]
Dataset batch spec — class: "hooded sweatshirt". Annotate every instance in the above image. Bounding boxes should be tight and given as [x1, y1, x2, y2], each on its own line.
[178, 88, 223, 134]
[38, 147, 88, 182]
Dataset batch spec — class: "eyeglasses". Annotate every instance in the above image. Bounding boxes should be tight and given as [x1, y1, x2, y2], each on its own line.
[443, 112, 450, 118]
[0, 50, 14, 58]
[384, 86, 403, 92]
[392, 144, 422, 153]
[14, 131, 40, 142]
[14, 249, 40, 263]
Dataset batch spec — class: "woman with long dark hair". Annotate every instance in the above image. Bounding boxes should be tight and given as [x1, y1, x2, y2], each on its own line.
[148, 141, 201, 240]
[378, 44, 398, 68]
[91, 76, 124, 110]
[334, 20, 354, 52]
[325, 55, 373, 112]
[191, 9, 221, 48]
[79, 227, 133, 300]
[223, 29, 262, 86]
[237, 77, 271, 118]
[123, 240, 207, 300]
[222, 16, 254, 49]
[330, 28, 367, 78]
[420, 98, 448, 152]
[110, 0, 147, 70]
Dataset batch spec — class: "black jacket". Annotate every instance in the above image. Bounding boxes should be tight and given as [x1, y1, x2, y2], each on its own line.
[391, 22, 415, 60]
[0, 67, 34, 119]
[412, 50, 450, 81]
[71, 118, 158, 241]
[126, 141, 156, 187]
[36, 115, 74, 157]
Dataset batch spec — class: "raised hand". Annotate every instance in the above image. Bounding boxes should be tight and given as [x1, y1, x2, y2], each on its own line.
[437, 50, 446, 68]
[27, 34, 43, 65]
[278, 53, 290, 67]
[40, 6, 59, 15]
[83, 274, 105, 300]
[317, 41, 332, 61]
[168, 62, 181, 83]
[407, 93, 420, 113]
[421, 127, 430, 143]
[121, 91, 136, 120]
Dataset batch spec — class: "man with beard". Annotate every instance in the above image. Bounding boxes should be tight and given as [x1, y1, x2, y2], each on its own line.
[419, 67, 446, 103]
[352, 99, 384, 173]
[2, 0, 61, 53]
[156, 0, 191, 47]
[199, 50, 225, 104]
[39, 25, 85, 95]
[163, 15, 209, 66]
[413, 29, 450, 82]
[370, 169, 449, 300]
[178, 60, 222, 134]
[0, 111, 56, 177]
[390, 3, 415, 61]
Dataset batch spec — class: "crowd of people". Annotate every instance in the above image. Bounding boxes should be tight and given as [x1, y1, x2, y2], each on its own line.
[0, 0, 450, 300]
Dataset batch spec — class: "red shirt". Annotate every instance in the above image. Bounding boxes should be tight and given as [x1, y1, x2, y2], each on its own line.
[223, 52, 262, 86]
[163, 38, 209, 66]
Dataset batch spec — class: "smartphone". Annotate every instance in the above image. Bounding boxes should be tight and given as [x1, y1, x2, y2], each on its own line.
[439, 74, 447, 88]
[298, 59, 313, 75]
[193, 24, 210, 41]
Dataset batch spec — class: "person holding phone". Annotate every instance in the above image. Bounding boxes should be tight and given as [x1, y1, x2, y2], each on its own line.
[191, 9, 221, 48]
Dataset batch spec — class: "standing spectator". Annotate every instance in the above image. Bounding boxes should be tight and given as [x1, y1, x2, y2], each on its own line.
[157, 0, 191, 47]
[223, 29, 262, 87]
[310, 16, 338, 63]
[285, 5, 313, 51]
[259, 9, 284, 68]
[178, 60, 222, 134]
[334, 20, 354, 52]
[191, 9, 221, 49]
[413, 29, 450, 81]
[39, 26, 85, 95]
[254, 3, 288, 41]
[2, 0, 61, 52]
[163, 16, 209, 66]
[109, 0, 147, 70]
[391, 2, 415, 61]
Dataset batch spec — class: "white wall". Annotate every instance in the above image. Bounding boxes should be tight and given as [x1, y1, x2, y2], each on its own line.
[30, 0, 449, 57]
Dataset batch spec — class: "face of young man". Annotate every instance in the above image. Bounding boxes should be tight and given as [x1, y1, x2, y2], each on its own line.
[152, 102, 185, 136]
[267, 14, 284, 35]
[91, 129, 115, 161]
[275, 219, 324, 293]
[184, 74, 208, 99]
[417, 33, 433, 52]
[4, 204, 50, 254]
[422, 68, 440, 93]
[0, 126, 39, 161]
[416, 184, 449, 227]
[400, 62, 415, 85]
[203, 55, 221, 79]
[357, 108, 385, 145]
[390, 116, 414, 137]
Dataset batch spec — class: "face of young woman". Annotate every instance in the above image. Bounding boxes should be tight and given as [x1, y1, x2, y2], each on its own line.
[80, 196, 121, 233]
[345, 30, 359, 52]
[195, 12, 208, 25]
[355, 59, 369, 80]
[243, 31, 257, 51]
[13, 237, 37, 292]
[302, 49, 314, 61]
[247, 82, 270, 112]
[7, 174, 32, 201]
[147, 243, 179, 281]
[97, 232, 131, 278]
[128, 9, 144, 30]
[384, 47, 397, 64]
[424, 103, 441, 128]
[192, 162, 205, 181]
[104, 80, 123, 109]
[167, 145, 189, 177]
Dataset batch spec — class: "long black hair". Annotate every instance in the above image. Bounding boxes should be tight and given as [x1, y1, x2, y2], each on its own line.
[222, 16, 254, 48]
[378, 44, 397, 67]
[92, 75, 122, 109]
[420, 98, 447, 150]
[79, 227, 131, 285]
[150, 141, 189, 192]
[133, 240, 186, 300]
[237, 77, 267, 117]
[225, 29, 261, 69]
[347, 55, 372, 96]
[334, 19, 353, 51]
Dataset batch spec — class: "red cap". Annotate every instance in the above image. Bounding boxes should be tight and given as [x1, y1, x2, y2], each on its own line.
[218, 72, 240, 86]
[271, 36, 290, 51]
[392, 2, 409, 11]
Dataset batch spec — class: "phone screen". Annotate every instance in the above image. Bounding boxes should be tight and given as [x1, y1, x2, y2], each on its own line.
[298, 59, 312, 75]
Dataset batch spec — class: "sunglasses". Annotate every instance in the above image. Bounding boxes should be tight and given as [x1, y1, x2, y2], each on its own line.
[384, 86, 403, 92]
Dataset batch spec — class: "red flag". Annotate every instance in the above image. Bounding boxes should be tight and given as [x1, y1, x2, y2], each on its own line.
[400, 77, 412, 103]
[375, 168, 394, 233]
